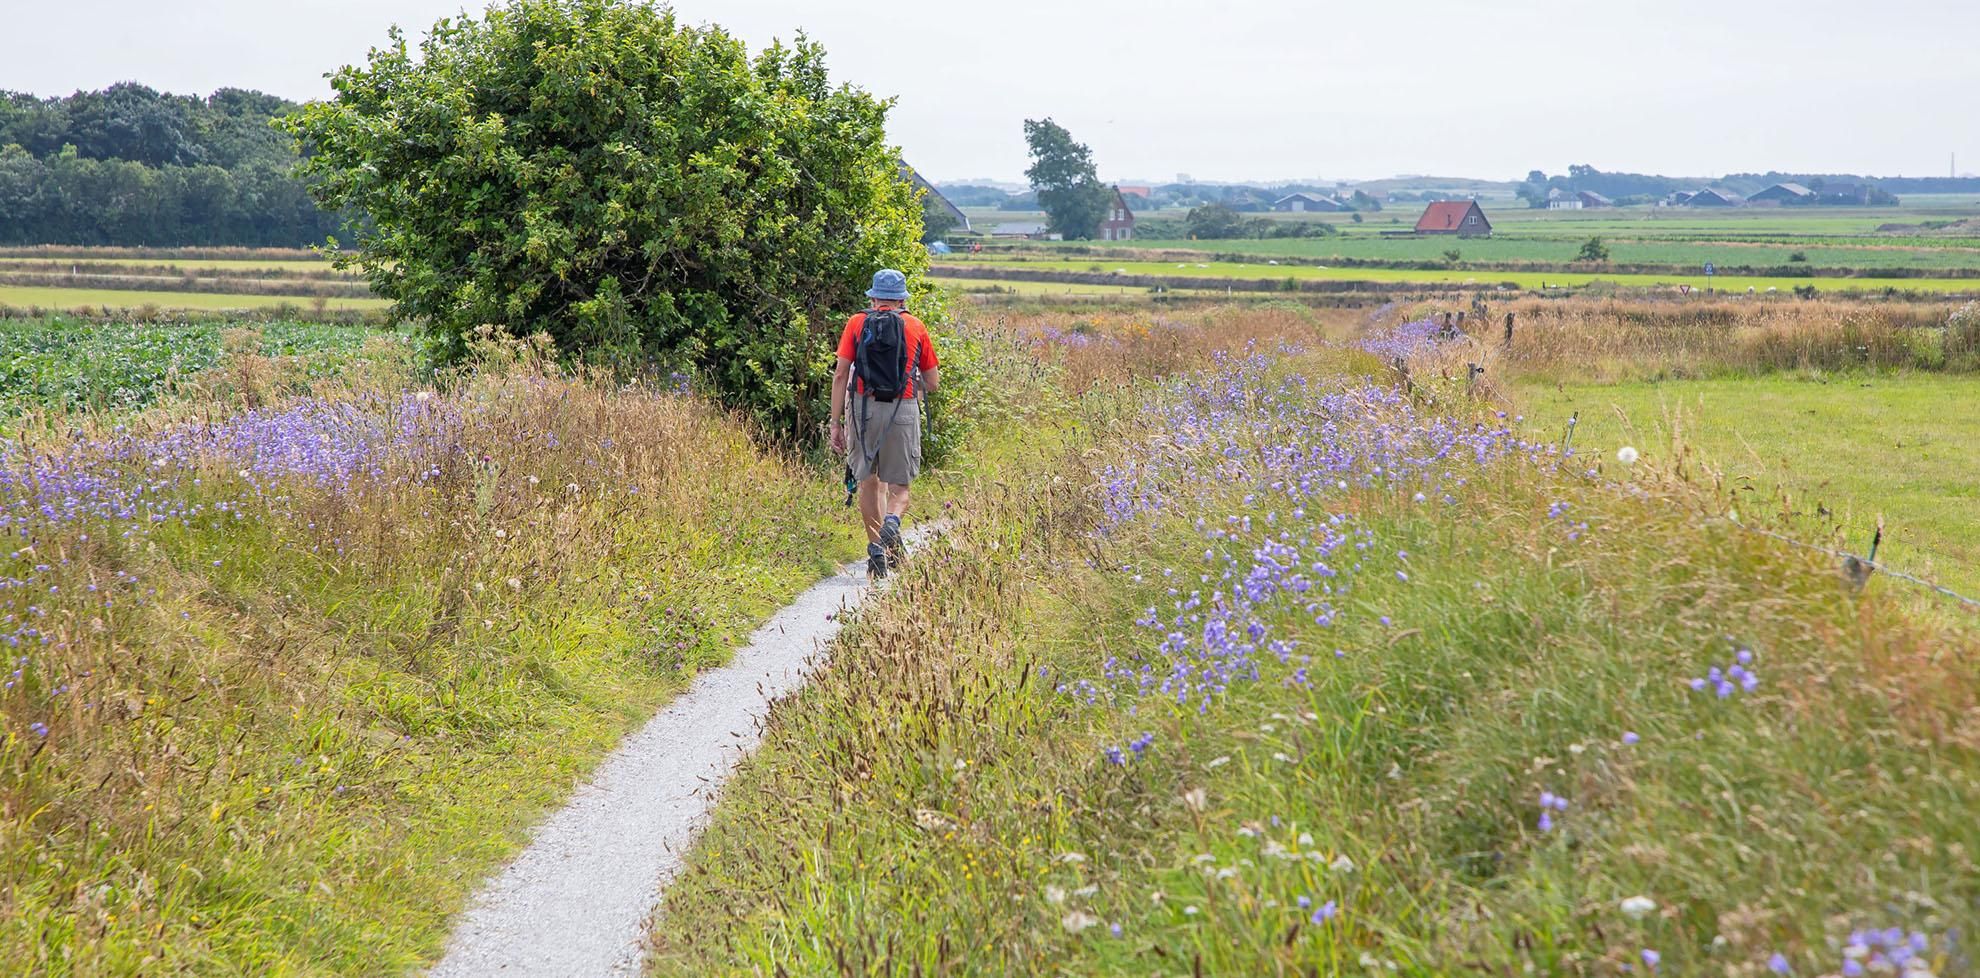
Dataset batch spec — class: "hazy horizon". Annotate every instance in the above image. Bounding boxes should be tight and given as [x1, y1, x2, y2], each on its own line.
[7, 0, 1977, 185]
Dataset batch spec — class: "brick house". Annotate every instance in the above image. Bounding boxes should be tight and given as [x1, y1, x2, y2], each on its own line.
[1099, 185, 1136, 241]
[1414, 200, 1492, 236]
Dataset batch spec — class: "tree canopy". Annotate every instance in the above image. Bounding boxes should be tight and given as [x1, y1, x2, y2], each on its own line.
[0, 84, 343, 246]
[1023, 118, 1110, 240]
[284, 0, 927, 440]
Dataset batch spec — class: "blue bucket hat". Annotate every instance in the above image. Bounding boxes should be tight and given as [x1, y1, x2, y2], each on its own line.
[865, 268, 910, 301]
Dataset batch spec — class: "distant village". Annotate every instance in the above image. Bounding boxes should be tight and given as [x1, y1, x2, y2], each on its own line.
[911, 167, 1937, 242]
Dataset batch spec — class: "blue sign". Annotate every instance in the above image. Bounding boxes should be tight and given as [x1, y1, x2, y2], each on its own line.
[1704, 262, 1717, 276]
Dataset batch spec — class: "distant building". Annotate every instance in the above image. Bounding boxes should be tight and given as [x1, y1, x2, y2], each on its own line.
[1576, 190, 1614, 208]
[1818, 183, 1871, 205]
[1686, 188, 1743, 207]
[990, 222, 1056, 240]
[1749, 183, 1816, 205]
[1099, 186, 1137, 241]
[1274, 192, 1348, 213]
[1545, 188, 1582, 210]
[1117, 185, 1154, 200]
[1665, 191, 1697, 206]
[898, 162, 971, 232]
[1414, 200, 1493, 236]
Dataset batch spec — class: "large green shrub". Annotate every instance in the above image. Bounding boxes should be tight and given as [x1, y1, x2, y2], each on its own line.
[284, 0, 927, 439]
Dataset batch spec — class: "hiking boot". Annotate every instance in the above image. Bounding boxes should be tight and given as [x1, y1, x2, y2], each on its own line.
[867, 545, 889, 581]
[879, 516, 905, 569]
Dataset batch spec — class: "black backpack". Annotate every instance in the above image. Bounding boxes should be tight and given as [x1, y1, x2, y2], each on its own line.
[853, 308, 910, 402]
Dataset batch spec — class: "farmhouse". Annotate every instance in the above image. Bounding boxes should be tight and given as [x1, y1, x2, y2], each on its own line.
[898, 162, 971, 232]
[1686, 188, 1743, 207]
[1749, 182, 1815, 205]
[1576, 190, 1614, 208]
[1274, 192, 1348, 213]
[1414, 200, 1492, 237]
[1099, 185, 1136, 241]
[1545, 188, 1582, 210]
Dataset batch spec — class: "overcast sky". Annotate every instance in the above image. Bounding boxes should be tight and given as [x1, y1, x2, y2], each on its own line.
[7, 0, 1977, 184]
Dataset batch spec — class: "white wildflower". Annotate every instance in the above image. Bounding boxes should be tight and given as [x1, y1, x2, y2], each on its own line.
[1616, 445, 1639, 465]
[1043, 885, 1066, 905]
[1182, 787, 1208, 812]
[1298, 832, 1314, 846]
[1620, 895, 1657, 919]
[1330, 854, 1356, 873]
[1056, 852, 1086, 864]
[1204, 756, 1231, 769]
[1183, 905, 1200, 916]
[1061, 910, 1100, 934]
[1072, 885, 1097, 898]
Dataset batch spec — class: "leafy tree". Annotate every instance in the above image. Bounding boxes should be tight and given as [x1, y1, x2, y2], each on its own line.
[1576, 236, 1610, 263]
[0, 84, 347, 245]
[1023, 118, 1110, 239]
[919, 195, 960, 243]
[1517, 169, 1549, 208]
[59, 83, 204, 168]
[1442, 249, 1462, 266]
[1184, 203, 1245, 240]
[284, 0, 925, 440]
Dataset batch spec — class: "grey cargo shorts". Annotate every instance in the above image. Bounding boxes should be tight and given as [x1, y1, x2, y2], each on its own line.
[847, 394, 923, 486]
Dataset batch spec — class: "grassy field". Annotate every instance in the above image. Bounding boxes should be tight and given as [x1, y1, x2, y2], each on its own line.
[0, 318, 872, 973]
[982, 199, 1980, 274]
[931, 256, 1980, 295]
[646, 311, 1980, 976]
[0, 284, 389, 312]
[1058, 237, 1980, 270]
[1516, 374, 1980, 598]
[0, 256, 342, 272]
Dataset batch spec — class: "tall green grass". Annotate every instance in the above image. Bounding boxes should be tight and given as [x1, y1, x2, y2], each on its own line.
[0, 334, 859, 974]
[647, 334, 1978, 975]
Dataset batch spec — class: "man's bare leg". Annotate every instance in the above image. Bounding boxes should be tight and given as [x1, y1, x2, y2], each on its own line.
[856, 476, 884, 545]
[884, 483, 910, 519]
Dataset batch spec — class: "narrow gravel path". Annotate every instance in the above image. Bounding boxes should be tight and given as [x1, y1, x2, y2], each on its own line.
[429, 535, 927, 976]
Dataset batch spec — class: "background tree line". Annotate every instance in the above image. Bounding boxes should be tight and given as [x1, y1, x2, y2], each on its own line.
[0, 84, 345, 247]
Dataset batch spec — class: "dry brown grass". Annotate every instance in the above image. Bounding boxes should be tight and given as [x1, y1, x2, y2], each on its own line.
[1474, 297, 1972, 381]
[0, 331, 851, 972]
[980, 304, 1356, 393]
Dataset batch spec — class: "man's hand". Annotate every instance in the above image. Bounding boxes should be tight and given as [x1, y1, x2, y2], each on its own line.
[829, 422, 847, 455]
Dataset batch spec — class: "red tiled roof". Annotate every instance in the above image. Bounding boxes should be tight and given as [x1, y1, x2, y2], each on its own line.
[1415, 200, 1478, 232]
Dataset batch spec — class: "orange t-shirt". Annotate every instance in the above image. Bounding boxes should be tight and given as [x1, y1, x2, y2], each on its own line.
[837, 310, 938, 398]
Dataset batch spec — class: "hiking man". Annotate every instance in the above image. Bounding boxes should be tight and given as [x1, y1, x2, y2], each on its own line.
[829, 269, 939, 579]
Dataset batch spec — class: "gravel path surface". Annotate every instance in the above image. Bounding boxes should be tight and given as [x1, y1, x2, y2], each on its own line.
[429, 535, 926, 976]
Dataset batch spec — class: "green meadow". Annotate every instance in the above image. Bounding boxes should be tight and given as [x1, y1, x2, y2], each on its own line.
[1516, 373, 1980, 598]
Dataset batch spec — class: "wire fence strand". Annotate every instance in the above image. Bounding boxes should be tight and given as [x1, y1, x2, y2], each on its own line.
[1704, 516, 1980, 610]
